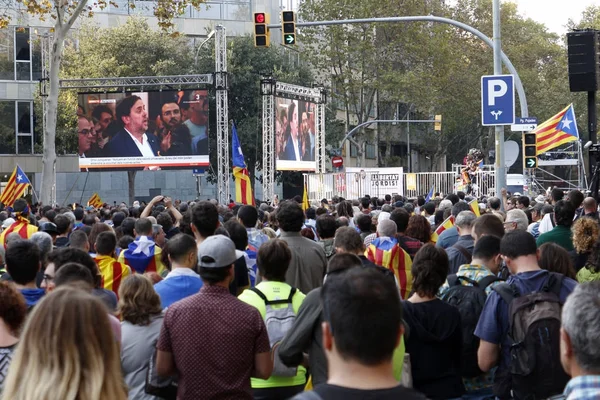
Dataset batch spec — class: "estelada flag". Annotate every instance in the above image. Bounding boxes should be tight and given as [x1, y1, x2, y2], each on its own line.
[117, 236, 166, 275]
[431, 215, 455, 243]
[469, 199, 480, 217]
[534, 104, 579, 155]
[232, 122, 255, 205]
[365, 237, 413, 299]
[0, 165, 31, 207]
[87, 193, 103, 209]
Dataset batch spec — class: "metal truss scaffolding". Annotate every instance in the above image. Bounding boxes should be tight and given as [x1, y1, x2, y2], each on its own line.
[261, 79, 327, 204]
[41, 25, 230, 205]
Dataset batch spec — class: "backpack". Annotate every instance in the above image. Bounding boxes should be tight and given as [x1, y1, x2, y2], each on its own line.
[440, 274, 503, 378]
[492, 272, 570, 400]
[250, 287, 299, 377]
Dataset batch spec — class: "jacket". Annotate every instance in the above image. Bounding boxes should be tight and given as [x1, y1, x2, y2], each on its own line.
[103, 129, 161, 158]
[279, 231, 327, 294]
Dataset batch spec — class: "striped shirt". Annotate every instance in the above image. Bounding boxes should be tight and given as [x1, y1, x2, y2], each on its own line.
[565, 375, 600, 400]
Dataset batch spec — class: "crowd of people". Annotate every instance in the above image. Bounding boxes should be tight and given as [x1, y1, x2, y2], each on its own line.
[0, 187, 597, 400]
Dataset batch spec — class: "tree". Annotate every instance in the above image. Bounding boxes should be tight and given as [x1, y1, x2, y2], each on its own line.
[0, 0, 205, 205]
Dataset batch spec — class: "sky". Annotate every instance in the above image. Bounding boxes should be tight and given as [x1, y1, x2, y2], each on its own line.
[510, 0, 596, 35]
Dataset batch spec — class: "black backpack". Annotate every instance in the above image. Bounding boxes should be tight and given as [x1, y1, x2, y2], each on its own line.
[440, 274, 503, 378]
[492, 272, 570, 400]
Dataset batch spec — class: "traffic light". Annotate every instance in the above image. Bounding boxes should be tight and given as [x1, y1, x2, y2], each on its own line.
[254, 12, 270, 47]
[281, 11, 296, 45]
[523, 132, 537, 169]
[434, 115, 442, 131]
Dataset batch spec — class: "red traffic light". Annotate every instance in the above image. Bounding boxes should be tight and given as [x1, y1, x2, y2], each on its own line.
[255, 13, 266, 23]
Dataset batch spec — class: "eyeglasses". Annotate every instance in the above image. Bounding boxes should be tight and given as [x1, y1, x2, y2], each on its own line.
[43, 274, 54, 283]
[78, 129, 95, 136]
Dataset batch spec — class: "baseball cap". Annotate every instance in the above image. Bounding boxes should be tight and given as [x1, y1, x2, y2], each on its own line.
[1, 218, 14, 229]
[535, 195, 546, 203]
[39, 222, 58, 235]
[198, 235, 237, 268]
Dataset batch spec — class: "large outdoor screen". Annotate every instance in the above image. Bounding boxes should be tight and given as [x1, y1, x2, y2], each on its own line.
[275, 97, 317, 171]
[77, 90, 209, 170]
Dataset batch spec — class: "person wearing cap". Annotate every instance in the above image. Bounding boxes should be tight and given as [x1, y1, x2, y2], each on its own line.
[1, 218, 15, 232]
[0, 199, 38, 247]
[156, 235, 273, 399]
[527, 203, 545, 239]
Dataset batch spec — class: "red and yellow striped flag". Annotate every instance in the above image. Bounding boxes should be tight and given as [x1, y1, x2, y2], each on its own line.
[0, 165, 30, 207]
[365, 237, 413, 299]
[87, 193, 103, 209]
[469, 199, 480, 217]
[232, 123, 255, 205]
[431, 215, 455, 243]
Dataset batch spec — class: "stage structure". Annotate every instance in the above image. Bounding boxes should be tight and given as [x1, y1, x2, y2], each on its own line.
[39, 26, 230, 205]
[261, 78, 326, 203]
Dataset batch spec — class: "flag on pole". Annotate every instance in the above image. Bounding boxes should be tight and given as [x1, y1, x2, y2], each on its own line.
[534, 104, 579, 155]
[425, 185, 434, 202]
[0, 165, 31, 207]
[232, 123, 255, 205]
[431, 215, 455, 243]
[469, 199, 480, 217]
[302, 183, 309, 211]
[87, 193, 103, 209]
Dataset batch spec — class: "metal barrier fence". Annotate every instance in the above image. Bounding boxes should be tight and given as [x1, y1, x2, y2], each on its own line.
[304, 168, 496, 202]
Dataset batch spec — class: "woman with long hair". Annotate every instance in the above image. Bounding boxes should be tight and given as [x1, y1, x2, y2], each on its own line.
[571, 217, 600, 272]
[405, 215, 432, 244]
[118, 275, 164, 400]
[538, 243, 577, 280]
[577, 237, 600, 283]
[2, 288, 127, 400]
[0, 281, 27, 391]
[403, 244, 464, 400]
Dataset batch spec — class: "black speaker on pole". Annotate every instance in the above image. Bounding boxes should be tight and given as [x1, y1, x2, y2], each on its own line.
[567, 30, 600, 93]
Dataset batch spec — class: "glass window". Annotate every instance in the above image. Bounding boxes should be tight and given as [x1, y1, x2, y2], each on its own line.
[17, 135, 32, 154]
[191, 3, 222, 19]
[15, 27, 30, 61]
[16, 62, 30, 81]
[224, 3, 250, 20]
[0, 29, 14, 80]
[365, 143, 376, 159]
[17, 102, 31, 133]
[0, 101, 15, 154]
[31, 36, 42, 81]
[350, 142, 358, 157]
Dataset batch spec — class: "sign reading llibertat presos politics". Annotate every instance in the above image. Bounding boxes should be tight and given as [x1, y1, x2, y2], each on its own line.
[345, 167, 404, 199]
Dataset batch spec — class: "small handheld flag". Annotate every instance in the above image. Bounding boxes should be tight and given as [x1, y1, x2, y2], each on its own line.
[425, 185, 434, 203]
[232, 122, 255, 205]
[534, 104, 579, 155]
[0, 165, 31, 207]
[469, 199, 480, 217]
[88, 193, 103, 209]
[431, 215, 455, 243]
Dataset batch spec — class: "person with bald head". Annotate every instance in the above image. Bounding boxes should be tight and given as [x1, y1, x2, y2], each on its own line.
[581, 197, 598, 220]
[365, 219, 413, 299]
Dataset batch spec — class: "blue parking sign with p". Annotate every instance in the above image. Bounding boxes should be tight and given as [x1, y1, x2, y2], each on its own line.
[481, 75, 515, 126]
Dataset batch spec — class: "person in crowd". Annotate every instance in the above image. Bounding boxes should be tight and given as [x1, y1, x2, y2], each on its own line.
[291, 266, 426, 400]
[571, 217, 600, 272]
[316, 215, 338, 262]
[581, 197, 598, 220]
[472, 213, 505, 242]
[516, 196, 530, 210]
[88, 222, 113, 255]
[333, 226, 376, 269]
[436, 202, 471, 249]
[156, 235, 272, 399]
[157, 212, 180, 240]
[73, 208, 85, 230]
[237, 205, 269, 287]
[403, 244, 464, 399]
[1, 289, 127, 400]
[223, 220, 251, 295]
[538, 243, 577, 280]
[336, 201, 355, 228]
[0, 199, 38, 246]
[390, 208, 423, 258]
[475, 230, 577, 400]
[151, 224, 166, 249]
[44, 247, 118, 312]
[68, 230, 89, 251]
[276, 201, 327, 294]
[118, 218, 166, 276]
[119, 275, 165, 400]
[422, 202, 436, 225]
[153, 233, 201, 308]
[405, 215, 432, 244]
[446, 211, 477, 274]
[536, 200, 576, 251]
[567, 189, 585, 219]
[53, 214, 72, 248]
[560, 282, 600, 399]
[577, 238, 600, 283]
[238, 239, 307, 400]
[94, 231, 131, 299]
[538, 188, 565, 234]
[104, 95, 161, 158]
[0, 281, 27, 391]
[6, 240, 44, 309]
[504, 209, 529, 232]
[365, 219, 413, 299]
[356, 214, 372, 241]
[527, 203, 545, 238]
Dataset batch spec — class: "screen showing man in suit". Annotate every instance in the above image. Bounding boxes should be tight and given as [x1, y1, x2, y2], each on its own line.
[77, 90, 210, 170]
[275, 97, 317, 171]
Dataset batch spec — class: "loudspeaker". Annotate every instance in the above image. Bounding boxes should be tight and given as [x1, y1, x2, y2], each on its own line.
[567, 30, 600, 92]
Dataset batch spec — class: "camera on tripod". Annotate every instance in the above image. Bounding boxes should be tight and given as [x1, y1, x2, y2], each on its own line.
[588, 143, 600, 157]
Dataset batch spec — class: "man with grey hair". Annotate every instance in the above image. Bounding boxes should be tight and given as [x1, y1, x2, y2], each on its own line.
[560, 282, 600, 399]
[446, 211, 477, 274]
[504, 209, 529, 232]
[377, 219, 397, 238]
